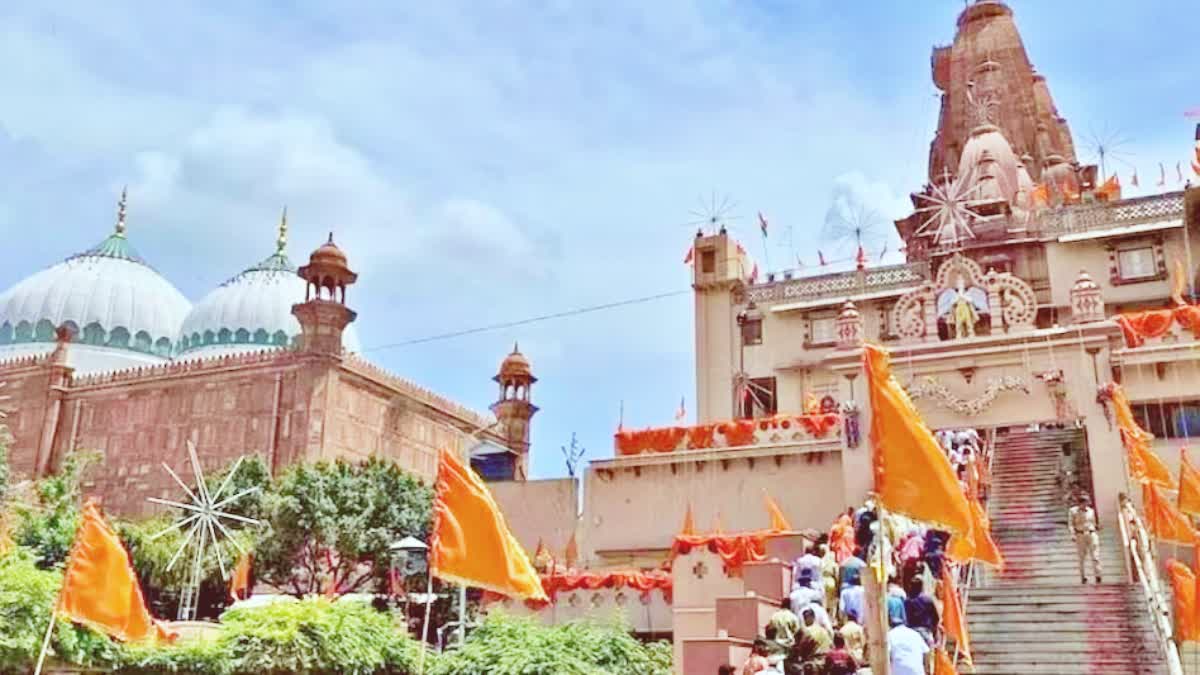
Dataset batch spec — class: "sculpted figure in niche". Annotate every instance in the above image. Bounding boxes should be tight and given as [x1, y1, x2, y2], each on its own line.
[937, 273, 987, 340]
[952, 276, 978, 339]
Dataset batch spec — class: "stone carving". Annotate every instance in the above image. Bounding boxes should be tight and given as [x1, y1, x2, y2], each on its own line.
[891, 253, 1037, 342]
[907, 375, 1030, 416]
[950, 276, 979, 339]
[835, 301, 863, 350]
[891, 291, 929, 341]
[1069, 270, 1105, 323]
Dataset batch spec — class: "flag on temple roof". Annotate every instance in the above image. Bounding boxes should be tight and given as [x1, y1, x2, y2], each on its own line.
[1173, 259, 1188, 306]
[683, 246, 694, 264]
[1158, 163, 1167, 187]
[764, 493, 792, 532]
[675, 396, 686, 422]
[1143, 482, 1199, 545]
[680, 503, 697, 537]
[1096, 173, 1120, 202]
[818, 250, 827, 266]
[1131, 169, 1139, 187]
[856, 245, 867, 269]
[564, 532, 579, 570]
[58, 502, 174, 642]
[758, 211, 769, 238]
[1031, 182, 1049, 208]
[864, 344, 971, 536]
[430, 448, 547, 600]
[749, 263, 759, 284]
[1179, 449, 1200, 517]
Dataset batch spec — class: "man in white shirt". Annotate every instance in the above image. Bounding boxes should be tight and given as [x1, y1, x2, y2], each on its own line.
[791, 546, 822, 590]
[888, 617, 930, 675]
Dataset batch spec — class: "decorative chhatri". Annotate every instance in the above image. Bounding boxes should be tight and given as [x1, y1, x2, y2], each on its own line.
[146, 441, 262, 620]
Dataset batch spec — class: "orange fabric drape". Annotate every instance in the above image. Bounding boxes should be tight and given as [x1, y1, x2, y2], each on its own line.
[1116, 304, 1200, 347]
[1173, 260, 1188, 306]
[1143, 482, 1199, 545]
[539, 569, 672, 602]
[680, 503, 697, 537]
[864, 344, 971, 536]
[939, 566, 972, 663]
[227, 551, 253, 603]
[669, 532, 768, 574]
[1095, 174, 1121, 202]
[59, 502, 174, 642]
[947, 498, 1004, 570]
[1108, 384, 1173, 486]
[764, 493, 793, 532]
[1180, 449, 1200, 517]
[933, 647, 960, 675]
[614, 413, 840, 455]
[430, 449, 547, 600]
[1166, 559, 1200, 642]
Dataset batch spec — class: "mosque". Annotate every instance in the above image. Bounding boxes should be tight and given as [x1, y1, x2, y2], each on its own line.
[0, 199, 538, 513]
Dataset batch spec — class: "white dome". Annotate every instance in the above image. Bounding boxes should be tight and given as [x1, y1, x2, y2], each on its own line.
[958, 124, 1020, 203]
[0, 233, 191, 365]
[177, 250, 360, 357]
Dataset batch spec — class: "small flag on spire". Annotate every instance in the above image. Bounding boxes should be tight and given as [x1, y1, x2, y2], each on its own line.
[749, 262, 759, 284]
[684, 246, 694, 264]
[1158, 163, 1167, 187]
[758, 211, 769, 238]
[878, 242, 889, 262]
[1131, 169, 1139, 187]
[856, 245, 867, 270]
[818, 250, 827, 266]
[675, 396, 686, 422]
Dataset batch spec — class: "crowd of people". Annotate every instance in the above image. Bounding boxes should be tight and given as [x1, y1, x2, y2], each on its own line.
[726, 500, 958, 675]
[936, 428, 982, 493]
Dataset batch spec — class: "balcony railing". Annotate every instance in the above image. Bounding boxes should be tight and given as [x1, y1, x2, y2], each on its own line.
[1039, 192, 1185, 237]
[745, 263, 929, 306]
[614, 414, 841, 456]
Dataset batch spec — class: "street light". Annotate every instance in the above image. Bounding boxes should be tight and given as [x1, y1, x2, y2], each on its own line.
[389, 537, 429, 637]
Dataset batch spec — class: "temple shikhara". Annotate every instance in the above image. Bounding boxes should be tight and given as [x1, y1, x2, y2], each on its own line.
[4, 1, 1199, 673]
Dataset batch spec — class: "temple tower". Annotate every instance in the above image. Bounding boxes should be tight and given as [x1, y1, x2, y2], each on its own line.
[291, 234, 358, 355]
[491, 344, 538, 480]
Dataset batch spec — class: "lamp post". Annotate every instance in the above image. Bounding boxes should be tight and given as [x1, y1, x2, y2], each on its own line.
[389, 537, 429, 638]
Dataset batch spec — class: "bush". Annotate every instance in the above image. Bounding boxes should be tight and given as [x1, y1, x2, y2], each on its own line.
[11, 450, 101, 567]
[0, 548, 120, 674]
[429, 613, 671, 675]
[120, 598, 426, 675]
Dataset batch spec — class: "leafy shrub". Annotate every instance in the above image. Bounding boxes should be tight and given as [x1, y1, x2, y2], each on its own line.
[429, 613, 671, 675]
[11, 450, 101, 567]
[0, 548, 120, 674]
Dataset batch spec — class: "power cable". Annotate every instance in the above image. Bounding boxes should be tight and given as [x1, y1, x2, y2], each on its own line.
[360, 288, 691, 353]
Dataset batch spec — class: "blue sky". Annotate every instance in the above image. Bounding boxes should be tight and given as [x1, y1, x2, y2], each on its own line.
[1, 1, 1196, 479]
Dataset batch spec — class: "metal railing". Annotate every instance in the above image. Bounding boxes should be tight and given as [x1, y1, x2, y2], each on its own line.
[1118, 493, 1184, 675]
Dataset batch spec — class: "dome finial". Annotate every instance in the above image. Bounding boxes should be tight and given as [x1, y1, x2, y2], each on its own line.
[277, 206, 289, 254]
[513, 341, 520, 354]
[115, 186, 128, 237]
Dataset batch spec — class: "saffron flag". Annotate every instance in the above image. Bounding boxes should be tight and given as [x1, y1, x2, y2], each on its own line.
[59, 502, 173, 642]
[1173, 259, 1188, 306]
[1109, 384, 1172, 486]
[683, 246, 694, 264]
[947, 498, 1004, 570]
[430, 449, 547, 600]
[680, 503, 697, 536]
[1132, 169, 1139, 187]
[564, 532, 579, 570]
[864, 344, 971, 536]
[675, 396, 686, 422]
[818, 250, 827, 266]
[939, 565, 972, 663]
[933, 647, 960, 675]
[1159, 162, 1167, 187]
[1143, 482, 1198, 545]
[1096, 173, 1121, 201]
[1180, 448, 1200, 517]
[1031, 182, 1049, 207]
[1166, 559, 1200, 642]
[228, 551, 253, 603]
[764, 493, 792, 532]
[758, 211, 769, 237]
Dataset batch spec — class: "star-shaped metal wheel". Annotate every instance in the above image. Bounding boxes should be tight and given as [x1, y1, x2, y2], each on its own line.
[914, 167, 986, 247]
[147, 441, 263, 620]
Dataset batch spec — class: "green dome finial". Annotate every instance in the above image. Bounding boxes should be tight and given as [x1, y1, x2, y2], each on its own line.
[277, 206, 288, 254]
[114, 186, 128, 237]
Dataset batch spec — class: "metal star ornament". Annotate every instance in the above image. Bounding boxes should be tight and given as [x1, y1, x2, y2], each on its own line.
[914, 167, 986, 247]
[147, 441, 263, 620]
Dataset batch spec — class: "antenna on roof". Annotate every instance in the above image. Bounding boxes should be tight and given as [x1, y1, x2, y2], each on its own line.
[1086, 123, 1135, 183]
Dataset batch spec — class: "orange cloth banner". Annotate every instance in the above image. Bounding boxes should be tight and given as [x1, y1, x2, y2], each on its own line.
[764, 493, 792, 532]
[430, 449, 547, 600]
[1116, 304, 1200, 348]
[864, 344, 971, 536]
[933, 647, 960, 675]
[1166, 559, 1200, 642]
[1096, 174, 1122, 202]
[228, 551, 253, 603]
[613, 413, 840, 455]
[947, 498, 1004, 570]
[1143, 482, 1199, 545]
[670, 532, 768, 574]
[1106, 384, 1173, 486]
[1180, 448, 1200, 517]
[538, 569, 672, 602]
[59, 502, 173, 642]
[939, 565, 972, 663]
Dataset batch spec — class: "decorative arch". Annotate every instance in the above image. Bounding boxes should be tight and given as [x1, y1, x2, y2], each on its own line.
[890, 253, 1038, 342]
[154, 337, 172, 356]
[35, 319, 56, 341]
[0, 322, 12, 345]
[134, 330, 153, 352]
[203, 330, 216, 345]
[14, 321, 34, 342]
[253, 329, 270, 345]
[82, 322, 105, 345]
[234, 328, 250, 344]
[107, 327, 131, 348]
[217, 328, 232, 344]
[272, 331, 289, 346]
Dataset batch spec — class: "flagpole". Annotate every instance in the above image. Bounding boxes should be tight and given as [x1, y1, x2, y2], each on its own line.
[417, 572, 434, 675]
[32, 611, 56, 675]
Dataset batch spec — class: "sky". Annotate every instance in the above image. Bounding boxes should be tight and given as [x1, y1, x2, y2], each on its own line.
[1, 1, 1197, 480]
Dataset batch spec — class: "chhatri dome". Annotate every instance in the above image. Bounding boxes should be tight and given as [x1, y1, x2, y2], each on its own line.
[0, 191, 192, 372]
[176, 209, 360, 358]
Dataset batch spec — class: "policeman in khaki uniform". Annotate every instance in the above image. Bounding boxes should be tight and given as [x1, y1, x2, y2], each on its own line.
[1068, 491, 1102, 584]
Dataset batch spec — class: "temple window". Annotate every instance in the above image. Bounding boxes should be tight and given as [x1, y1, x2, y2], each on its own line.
[1132, 400, 1200, 439]
[14, 321, 33, 342]
[134, 331, 153, 352]
[700, 249, 716, 274]
[0, 322, 11, 344]
[740, 376, 777, 419]
[742, 316, 763, 345]
[1116, 245, 1157, 281]
[35, 319, 56, 341]
[808, 315, 837, 346]
[107, 327, 130, 348]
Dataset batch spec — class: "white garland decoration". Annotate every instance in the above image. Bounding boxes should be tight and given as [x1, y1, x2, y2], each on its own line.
[906, 375, 1030, 416]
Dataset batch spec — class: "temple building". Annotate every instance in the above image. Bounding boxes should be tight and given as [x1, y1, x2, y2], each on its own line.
[488, 2, 1200, 672]
[0, 203, 537, 513]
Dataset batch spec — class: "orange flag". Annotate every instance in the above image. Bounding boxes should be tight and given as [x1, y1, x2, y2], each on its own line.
[947, 498, 1004, 570]
[1173, 259, 1188, 306]
[1109, 384, 1172, 486]
[58, 502, 172, 642]
[1031, 182, 1049, 208]
[430, 449, 547, 600]
[1143, 482, 1199, 545]
[1166, 560, 1200, 642]
[864, 344, 971, 536]
[228, 551, 253, 603]
[939, 565, 972, 663]
[764, 493, 792, 532]
[680, 503, 697, 537]
[563, 532, 579, 570]
[1181, 449, 1200, 517]
[933, 647, 960, 675]
[1096, 173, 1121, 202]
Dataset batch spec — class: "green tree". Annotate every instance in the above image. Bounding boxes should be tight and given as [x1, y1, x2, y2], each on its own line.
[256, 459, 432, 598]
[12, 450, 101, 567]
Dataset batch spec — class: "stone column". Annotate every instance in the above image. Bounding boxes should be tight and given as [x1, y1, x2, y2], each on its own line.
[34, 326, 74, 477]
[921, 287, 939, 342]
[986, 269, 1002, 332]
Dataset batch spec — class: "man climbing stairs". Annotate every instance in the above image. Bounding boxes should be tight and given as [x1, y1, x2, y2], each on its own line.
[966, 426, 1167, 674]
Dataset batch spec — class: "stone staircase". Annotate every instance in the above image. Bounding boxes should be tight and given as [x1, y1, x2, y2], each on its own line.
[967, 426, 1167, 674]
